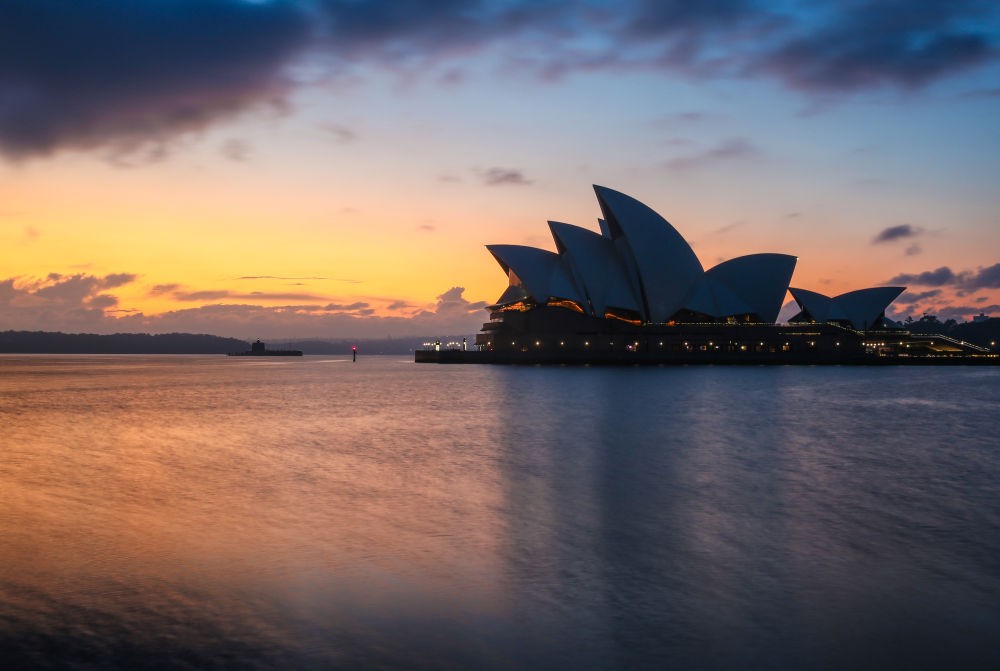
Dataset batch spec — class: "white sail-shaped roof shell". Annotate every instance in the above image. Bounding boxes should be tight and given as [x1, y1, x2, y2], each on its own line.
[832, 287, 905, 330]
[594, 185, 704, 323]
[487, 244, 585, 306]
[789, 287, 834, 322]
[703, 253, 797, 323]
[548, 221, 641, 317]
[790, 286, 905, 329]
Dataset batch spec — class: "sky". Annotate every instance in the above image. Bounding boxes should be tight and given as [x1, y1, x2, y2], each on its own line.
[2, 0, 999, 339]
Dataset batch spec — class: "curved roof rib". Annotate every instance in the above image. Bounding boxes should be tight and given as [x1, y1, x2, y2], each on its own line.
[486, 244, 585, 306]
[705, 253, 797, 323]
[548, 221, 641, 317]
[593, 185, 703, 323]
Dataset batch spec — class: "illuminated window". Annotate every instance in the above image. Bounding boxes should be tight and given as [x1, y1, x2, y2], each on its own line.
[547, 298, 584, 313]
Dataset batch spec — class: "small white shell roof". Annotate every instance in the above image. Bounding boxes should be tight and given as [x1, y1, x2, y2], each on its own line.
[487, 244, 585, 306]
[790, 286, 905, 329]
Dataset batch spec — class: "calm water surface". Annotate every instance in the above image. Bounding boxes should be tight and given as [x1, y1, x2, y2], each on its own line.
[1, 355, 998, 669]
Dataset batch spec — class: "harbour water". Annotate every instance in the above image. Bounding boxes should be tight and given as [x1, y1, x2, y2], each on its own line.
[1, 355, 998, 669]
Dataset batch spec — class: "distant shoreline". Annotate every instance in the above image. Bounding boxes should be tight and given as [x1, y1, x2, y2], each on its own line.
[0, 331, 468, 355]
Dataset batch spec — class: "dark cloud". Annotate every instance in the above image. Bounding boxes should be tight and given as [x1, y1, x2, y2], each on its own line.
[431, 286, 489, 315]
[0, 272, 138, 330]
[965, 262, 1000, 289]
[905, 244, 922, 256]
[887, 266, 962, 286]
[663, 138, 761, 172]
[623, 0, 775, 71]
[1, 272, 488, 337]
[320, 123, 358, 143]
[88, 294, 119, 310]
[3, 1, 998, 161]
[386, 300, 415, 311]
[31, 272, 137, 302]
[650, 111, 715, 128]
[237, 275, 329, 281]
[174, 290, 233, 302]
[323, 301, 370, 311]
[220, 138, 253, 162]
[753, 1, 998, 91]
[894, 289, 941, 304]
[173, 289, 329, 302]
[149, 283, 180, 296]
[0, 0, 308, 160]
[480, 168, 533, 186]
[713, 220, 746, 235]
[872, 223, 923, 244]
[960, 87, 1000, 98]
[888, 262, 1000, 290]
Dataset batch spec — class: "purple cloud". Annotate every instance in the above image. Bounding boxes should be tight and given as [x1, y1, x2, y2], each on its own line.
[754, 1, 997, 91]
[480, 168, 533, 186]
[220, 138, 253, 162]
[320, 123, 359, 144]
[887, 266, 962, 286]
[872, 223, 923, 244]
[3, 2, 995, 160]
[0, 1, 308, 160]
[663, 138, 761, 172]
[894, 289, 942, 304]
[888, 262, 1000, 290]
[0, 272, 137, 330]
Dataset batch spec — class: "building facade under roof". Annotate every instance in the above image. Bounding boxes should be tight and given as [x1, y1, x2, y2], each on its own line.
[416, 186, 1000, 364]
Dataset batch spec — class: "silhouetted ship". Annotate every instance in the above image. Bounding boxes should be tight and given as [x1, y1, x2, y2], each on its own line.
[228, 339, 303, 356]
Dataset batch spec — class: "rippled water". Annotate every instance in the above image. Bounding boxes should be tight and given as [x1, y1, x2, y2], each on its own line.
[1, 355, 998, 670]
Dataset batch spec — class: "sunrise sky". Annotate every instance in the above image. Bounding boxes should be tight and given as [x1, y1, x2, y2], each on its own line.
[2, 1, 999, 339]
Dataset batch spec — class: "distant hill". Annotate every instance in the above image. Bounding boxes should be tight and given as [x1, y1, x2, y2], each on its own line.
[0, 331, 474, 355]
[0, 331, 248, 354]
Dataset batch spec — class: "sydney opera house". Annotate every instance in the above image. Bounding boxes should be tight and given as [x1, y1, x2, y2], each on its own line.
[418, 186, 993, 364]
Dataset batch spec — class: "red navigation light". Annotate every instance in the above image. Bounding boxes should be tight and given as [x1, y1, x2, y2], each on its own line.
[352, 346, 357, 352]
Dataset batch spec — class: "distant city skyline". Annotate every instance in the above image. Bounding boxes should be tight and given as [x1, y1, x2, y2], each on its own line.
[2, 1, 999, 338]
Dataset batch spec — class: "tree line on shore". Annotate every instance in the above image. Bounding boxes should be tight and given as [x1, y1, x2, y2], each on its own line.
[899, 316, 999, 347]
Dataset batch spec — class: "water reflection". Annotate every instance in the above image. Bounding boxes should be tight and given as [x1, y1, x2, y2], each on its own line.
[488, 365, 1000, 670]
[1, 357, 998, 669]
